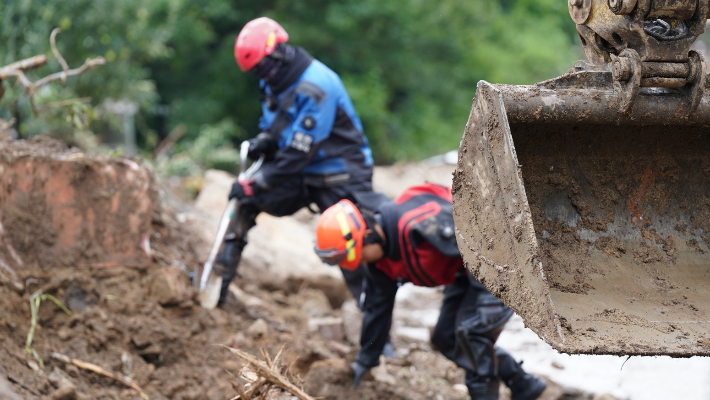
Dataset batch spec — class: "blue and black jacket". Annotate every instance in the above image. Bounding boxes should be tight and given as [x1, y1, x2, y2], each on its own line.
[252, 47, 374, 190]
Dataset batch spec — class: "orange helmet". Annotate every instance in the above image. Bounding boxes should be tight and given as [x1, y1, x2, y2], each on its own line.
[314, 200, 366, 271]
[234, 17, 289, 72]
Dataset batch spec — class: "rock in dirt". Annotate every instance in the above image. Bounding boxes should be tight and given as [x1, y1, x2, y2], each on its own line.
[371, 361, 397, 385]
[149, 264, 195, 306]
[307, 317, 344, 342]
[298, 289, 333, 318]
[49, 385, 78, 400]
[192, 169, 234, 216]
[452, 384, 468, 395]
[120, 352, 133, 376]
[0, 363, 20, 400]
[303, 359, 358, 397]
[281, 275, 350, 310]
[56, 326, 73, 341]
[247, 318, 270, 338]
[64, 285, 88, 312]
[47, 368, 76, 390]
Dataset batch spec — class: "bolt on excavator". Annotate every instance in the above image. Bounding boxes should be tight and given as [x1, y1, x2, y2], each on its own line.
[453, 0, 710, 356]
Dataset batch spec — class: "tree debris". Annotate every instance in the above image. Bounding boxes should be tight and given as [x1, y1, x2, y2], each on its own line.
[0, 28, 105, 115]
[223, 346, 316, 400]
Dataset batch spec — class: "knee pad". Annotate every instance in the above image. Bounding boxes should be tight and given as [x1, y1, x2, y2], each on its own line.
[456, 330, 498, 378]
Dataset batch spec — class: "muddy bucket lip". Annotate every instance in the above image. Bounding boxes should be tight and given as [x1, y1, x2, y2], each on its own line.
[485, 77, 710, 127]
[454, 80, 710, 357]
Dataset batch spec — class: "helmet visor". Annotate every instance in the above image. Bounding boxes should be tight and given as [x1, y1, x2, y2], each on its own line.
[314, 247, 348, 266]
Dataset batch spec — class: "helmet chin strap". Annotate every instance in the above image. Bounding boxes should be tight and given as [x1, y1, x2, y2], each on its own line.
[252, 43, 296, 85]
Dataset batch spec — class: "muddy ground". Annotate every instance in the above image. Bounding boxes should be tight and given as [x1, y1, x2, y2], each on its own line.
[0, 138, 608, 400]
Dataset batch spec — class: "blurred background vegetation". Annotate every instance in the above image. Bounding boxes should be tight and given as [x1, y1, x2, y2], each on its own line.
[0, 0, 580, 174]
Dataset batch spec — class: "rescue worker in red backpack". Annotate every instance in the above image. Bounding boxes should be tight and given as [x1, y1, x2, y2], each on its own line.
[314, 183, 547, 400]
[218, 17, 374, 304]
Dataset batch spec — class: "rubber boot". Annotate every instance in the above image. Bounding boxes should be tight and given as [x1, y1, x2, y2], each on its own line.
[216, 240, 244, 305]
[382, 341, 396, 359]
[508, 374, 546, 400]
[466, 376, 499, 400]
[498, 349, 546, 400]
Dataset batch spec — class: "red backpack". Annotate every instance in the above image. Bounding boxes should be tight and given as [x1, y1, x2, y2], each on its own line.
[375, 183, 463, 287]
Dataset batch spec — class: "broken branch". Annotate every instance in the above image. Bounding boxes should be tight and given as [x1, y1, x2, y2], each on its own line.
[51, 352, 149, 400]
[0, 55, 48, 80]
[0, 28, 105, 116]
[49, 28, 70, 84]
[222, 346, 315, 400]
[31, 57, 106, 92]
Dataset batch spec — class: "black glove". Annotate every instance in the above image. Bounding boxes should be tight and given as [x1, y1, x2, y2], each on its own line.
[247, 132, 278, 161]
[229, 179, 260, 200]
[351, 361, 370, 387]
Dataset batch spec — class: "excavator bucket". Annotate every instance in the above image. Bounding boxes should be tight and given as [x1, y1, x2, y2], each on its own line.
[453, 0, 710, 356]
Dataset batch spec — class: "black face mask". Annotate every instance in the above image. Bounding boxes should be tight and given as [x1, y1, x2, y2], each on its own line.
[251, 43, 296, 85]
[361, 209, 386, 247]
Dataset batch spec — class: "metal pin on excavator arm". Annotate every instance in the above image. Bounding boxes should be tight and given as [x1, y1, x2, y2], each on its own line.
[453, 0, 710, 356]
[570, 0, 709, 113]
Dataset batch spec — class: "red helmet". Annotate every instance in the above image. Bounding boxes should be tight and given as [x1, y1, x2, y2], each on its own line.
[234, 17, 289, 72]
[314, 200, 366, 271]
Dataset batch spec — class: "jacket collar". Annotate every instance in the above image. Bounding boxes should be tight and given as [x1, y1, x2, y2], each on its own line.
[268, 46, 313, 95]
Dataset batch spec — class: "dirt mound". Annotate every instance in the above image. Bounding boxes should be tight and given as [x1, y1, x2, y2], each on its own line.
[0, 136, 154, 271]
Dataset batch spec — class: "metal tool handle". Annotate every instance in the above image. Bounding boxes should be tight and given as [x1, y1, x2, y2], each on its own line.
[239, 140, 264, 182]
[238, 141, 250, 178]
[199, 198, 237, 291]
[198, 141, 264, 292]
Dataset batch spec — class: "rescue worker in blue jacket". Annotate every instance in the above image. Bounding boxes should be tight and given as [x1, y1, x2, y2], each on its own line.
[218, 17, 374, 304]
[313, 183, 547, 400]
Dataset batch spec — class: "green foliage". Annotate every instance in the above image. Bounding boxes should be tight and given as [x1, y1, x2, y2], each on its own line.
[25, 289, 72, 369]
[1, 0, 580, 164]
[157, 120, 243, 176]
[262, 0, 579, 161]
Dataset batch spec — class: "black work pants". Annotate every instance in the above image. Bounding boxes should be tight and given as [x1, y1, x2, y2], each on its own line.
[431, 272, 519, 398]
[227, 174, 371, 300]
